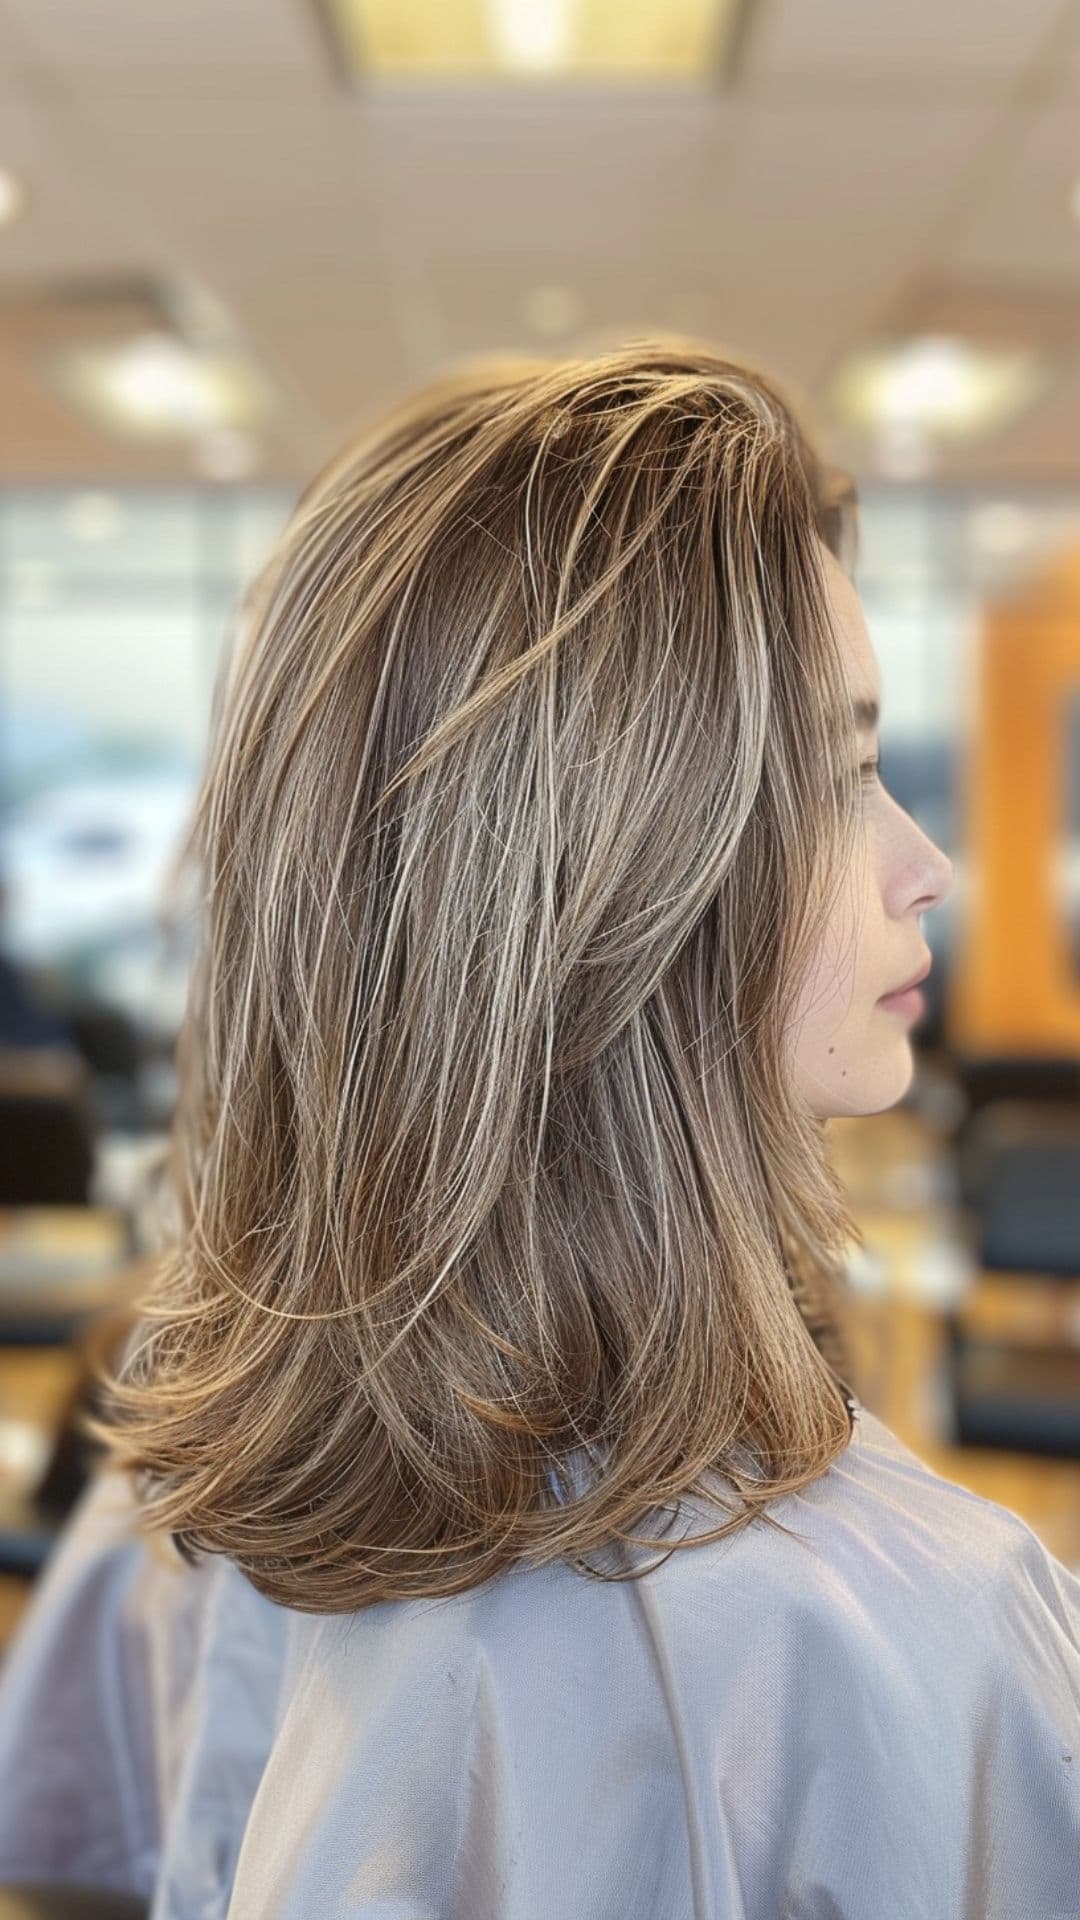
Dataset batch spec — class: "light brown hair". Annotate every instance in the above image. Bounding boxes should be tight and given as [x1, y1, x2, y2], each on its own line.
[82, 335, 867, 1610]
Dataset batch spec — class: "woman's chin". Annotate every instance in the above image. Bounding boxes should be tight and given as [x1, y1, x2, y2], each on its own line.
[810, 1049, 917, 1120]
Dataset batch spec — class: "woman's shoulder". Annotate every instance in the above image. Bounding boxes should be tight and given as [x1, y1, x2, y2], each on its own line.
[263, 1409, 1080, 1918]
[25, 1402, 1080, 1648]
[308, 1399, 1080, 1719]
[667, 1400, 1080, 1646]
[819, 1400, 1080, 1605]
[5, 1418, 1077, 1916]
[13, 1405, 1079, 1707]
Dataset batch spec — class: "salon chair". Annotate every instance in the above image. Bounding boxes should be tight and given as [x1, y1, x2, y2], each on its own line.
[944, 1129, 1080, 1458]
[949, 1055, 1080, 1190]
[0, 1094, 94, 1208]
[953, 1096, 1080, 1212]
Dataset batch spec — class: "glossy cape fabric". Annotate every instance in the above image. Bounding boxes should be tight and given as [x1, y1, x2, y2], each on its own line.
[0, 1401, 1078, 1919]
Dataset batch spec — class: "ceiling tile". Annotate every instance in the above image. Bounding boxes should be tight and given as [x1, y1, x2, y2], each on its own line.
[743, 0, 1070, 79]
[950, 105, 1080, 288]
[0, 0, 332, 88]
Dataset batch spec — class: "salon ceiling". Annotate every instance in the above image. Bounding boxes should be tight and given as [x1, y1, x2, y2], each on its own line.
[1, 0, 1080, 485]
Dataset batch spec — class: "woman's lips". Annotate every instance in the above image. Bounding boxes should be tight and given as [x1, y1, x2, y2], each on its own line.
[877, 984, 926, 1019]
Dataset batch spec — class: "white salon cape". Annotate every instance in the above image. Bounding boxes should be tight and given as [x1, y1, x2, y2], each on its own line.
[0, 1400, 1078, 1919]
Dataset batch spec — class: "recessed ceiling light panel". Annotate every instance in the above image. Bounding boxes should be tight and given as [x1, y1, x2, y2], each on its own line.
[323, 0, 741, 81]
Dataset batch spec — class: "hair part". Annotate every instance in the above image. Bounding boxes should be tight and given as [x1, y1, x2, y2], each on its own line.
[83, 334, 867, 1610]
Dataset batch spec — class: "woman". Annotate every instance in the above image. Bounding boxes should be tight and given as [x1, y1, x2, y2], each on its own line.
[0, 338, 1077, 1918]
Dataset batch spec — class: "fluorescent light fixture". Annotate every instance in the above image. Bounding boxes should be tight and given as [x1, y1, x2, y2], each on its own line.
[831, 335, 1045, 441]
[0, 167, 26, 226]
[323, 0, 739, 80]
[45, 332, 272, 440]
[491, 0, 574, 68]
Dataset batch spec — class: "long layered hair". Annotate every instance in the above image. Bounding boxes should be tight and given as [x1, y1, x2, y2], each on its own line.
[83, 336, 868, 1611]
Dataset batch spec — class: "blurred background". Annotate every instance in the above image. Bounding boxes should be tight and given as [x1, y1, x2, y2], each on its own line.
[1, 0, 1080, 1652]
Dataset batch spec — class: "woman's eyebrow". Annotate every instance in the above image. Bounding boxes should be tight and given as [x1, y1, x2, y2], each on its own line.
[853, 696, 880, 733]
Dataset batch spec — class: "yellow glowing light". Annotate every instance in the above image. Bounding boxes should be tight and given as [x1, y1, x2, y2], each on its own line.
[324, 0, 734, 80]
[46, 333, 271, 439]
[831, 335, 1045, 440]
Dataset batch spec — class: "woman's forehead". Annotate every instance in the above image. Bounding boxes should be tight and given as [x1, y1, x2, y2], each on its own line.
[819, 542, 881, 714]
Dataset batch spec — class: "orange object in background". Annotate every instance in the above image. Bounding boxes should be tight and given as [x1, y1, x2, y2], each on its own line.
[947, 549, 1080, 1057]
